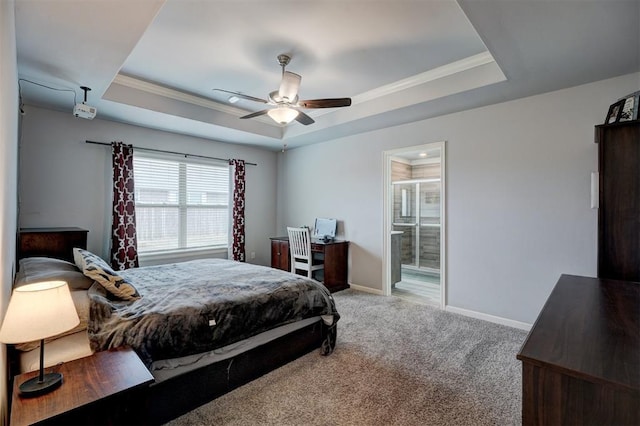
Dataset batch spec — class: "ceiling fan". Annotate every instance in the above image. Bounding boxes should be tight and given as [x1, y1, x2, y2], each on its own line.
[214, 54, 351, 126]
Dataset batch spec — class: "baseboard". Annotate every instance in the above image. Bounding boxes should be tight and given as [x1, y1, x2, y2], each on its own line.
[445, 305, 532, 331]
[345, 285, 531, 330]
[347, 283, 384, 295]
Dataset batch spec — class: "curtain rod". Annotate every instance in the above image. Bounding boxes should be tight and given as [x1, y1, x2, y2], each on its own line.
[85, 140, 257, 166]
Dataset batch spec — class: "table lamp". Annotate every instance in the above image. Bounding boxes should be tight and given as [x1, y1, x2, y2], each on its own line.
[0, 280, 79, 396]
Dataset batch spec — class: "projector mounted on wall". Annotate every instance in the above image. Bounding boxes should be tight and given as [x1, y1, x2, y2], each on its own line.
[73, 86, 97, 120]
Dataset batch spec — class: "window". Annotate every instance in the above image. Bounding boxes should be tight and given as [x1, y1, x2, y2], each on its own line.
[133, 154, 229, 254]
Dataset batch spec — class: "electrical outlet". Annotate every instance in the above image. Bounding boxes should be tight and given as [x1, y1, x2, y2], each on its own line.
[250, 251, 256, 259]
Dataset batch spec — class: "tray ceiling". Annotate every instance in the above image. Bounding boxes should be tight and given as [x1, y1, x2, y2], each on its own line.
[15, 0, 639, 150]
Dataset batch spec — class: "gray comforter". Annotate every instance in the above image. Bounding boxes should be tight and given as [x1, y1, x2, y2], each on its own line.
[87, 259, 339, 365]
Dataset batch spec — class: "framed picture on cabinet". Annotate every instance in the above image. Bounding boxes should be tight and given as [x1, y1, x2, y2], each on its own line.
[605, 100, 624, 124]
[618, 91, 639, 122]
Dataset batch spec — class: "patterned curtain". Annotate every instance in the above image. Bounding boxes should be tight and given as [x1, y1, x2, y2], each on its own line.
[229, 159, 246, 262]
[110, 142, 139, 270]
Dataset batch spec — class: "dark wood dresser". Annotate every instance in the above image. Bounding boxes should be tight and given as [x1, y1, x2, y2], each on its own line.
[18, 227, 88, 263]
[517, 274, 639, 425]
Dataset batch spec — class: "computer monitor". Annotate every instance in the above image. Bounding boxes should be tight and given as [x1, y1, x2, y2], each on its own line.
[313, 218, 337, 240]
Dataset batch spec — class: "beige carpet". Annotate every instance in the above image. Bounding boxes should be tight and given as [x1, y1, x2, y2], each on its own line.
[166, 289, 527, 425]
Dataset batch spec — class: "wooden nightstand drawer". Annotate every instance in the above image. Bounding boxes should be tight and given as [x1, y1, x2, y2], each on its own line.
[10, 348, 154, 426]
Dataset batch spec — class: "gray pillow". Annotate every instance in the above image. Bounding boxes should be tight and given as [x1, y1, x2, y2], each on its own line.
[16, 257, 93, 290]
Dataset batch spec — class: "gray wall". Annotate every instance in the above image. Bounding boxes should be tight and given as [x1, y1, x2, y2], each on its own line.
[276, 72, 639, 324]
[19, 106, 279, 267]
[16, 72, 639, 327]
[0, 0, 19, 421]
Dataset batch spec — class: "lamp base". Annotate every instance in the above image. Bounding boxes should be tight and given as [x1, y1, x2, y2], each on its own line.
[19, 372, 63, 397]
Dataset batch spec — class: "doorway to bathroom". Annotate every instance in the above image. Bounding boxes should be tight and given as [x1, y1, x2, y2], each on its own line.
[383, 142, 445, 307]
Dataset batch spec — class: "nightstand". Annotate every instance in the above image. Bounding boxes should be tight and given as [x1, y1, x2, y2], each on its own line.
[18, 227, 88, 263]
[10, 348, 154, 426]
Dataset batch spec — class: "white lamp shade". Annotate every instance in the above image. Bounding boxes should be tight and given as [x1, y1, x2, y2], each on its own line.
[268, 106, 299, 125]
[0, 281, 79, 344]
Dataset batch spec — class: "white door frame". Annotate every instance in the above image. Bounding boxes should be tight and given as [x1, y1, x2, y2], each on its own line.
[382, 141, 446, 308]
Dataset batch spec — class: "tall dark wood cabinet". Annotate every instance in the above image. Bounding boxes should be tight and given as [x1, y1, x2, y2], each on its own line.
[595, 121, 640, 281]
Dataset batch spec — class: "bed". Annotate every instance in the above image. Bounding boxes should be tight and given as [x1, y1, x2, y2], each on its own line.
[13, 249, 339, 424]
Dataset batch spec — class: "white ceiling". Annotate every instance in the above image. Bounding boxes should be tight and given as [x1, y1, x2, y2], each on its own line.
[15, 0, 640, 151]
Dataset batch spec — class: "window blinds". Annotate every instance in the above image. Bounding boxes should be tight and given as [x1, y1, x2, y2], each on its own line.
[133, 155, 229, 253]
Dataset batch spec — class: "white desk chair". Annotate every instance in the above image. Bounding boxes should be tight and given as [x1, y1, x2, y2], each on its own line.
[287, 227, 324, 280]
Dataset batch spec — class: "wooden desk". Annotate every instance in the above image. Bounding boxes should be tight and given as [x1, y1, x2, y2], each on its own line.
[18, 227, 88, 263]
[517, 274, 639, 425]
[270, 237, 349, 292]
[10, 348, 154, 425]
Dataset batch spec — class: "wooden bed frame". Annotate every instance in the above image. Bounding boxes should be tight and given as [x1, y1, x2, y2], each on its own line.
[12, 248, 336, 424]
[147, 319, 329, 424]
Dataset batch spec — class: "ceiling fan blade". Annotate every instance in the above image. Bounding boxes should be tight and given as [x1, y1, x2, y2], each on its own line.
[279, 71, 301, 102]
[295, 110, 315, 125]
[240, 109, 270, 119]
[298, 98, 352, 108]
[213, 89, 268, 104]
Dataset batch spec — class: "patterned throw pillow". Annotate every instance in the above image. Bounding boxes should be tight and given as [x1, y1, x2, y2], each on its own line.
[73, 248, 141, 301]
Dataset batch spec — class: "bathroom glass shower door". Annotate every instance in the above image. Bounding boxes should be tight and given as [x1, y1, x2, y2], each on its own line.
[393, 182, 418, 268]
[392, 179, 440, 271]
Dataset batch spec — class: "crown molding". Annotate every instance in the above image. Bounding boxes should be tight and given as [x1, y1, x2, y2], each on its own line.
[114, 52, 496, 117]
[113, 74, 280, 126]
[352, 51, 496, 105]
[112, 74, 254, 116]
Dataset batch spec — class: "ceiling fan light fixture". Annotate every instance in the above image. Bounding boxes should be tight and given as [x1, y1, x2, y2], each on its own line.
[268, 106, 299, 125]
[279, 71, 301, 102]
[218, 54, 351, 127]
